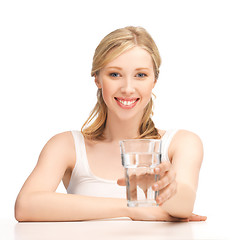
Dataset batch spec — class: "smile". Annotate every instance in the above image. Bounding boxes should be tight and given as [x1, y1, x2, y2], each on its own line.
[114, 97, 139, 108]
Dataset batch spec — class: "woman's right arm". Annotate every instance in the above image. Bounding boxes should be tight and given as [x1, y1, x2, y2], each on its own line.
[14, 131, 128, 222]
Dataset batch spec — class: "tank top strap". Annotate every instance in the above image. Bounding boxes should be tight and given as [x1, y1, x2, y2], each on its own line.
[70, 130, 90, 176]
[161, 129, 179, 162]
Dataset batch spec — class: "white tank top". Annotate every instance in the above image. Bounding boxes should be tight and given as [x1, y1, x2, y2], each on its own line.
[66, 129, 179, 198]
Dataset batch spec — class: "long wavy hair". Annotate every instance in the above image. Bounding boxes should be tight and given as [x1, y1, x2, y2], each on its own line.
[81, 26, 161, 141]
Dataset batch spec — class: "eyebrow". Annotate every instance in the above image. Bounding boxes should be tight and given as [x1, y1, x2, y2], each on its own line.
[105, 66, 150, 71]
[106, 66, 122, 70]
[135, 68, 150, 71]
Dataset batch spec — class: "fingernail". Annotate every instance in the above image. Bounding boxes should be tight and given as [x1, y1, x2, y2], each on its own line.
[155, 168, 160, 174]
[157, 197, 162, 203]
[154, 183, 159, 190]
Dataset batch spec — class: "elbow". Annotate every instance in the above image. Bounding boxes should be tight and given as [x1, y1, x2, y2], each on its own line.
[15, 210, 25, 222]
[15, 194, 30, 222]
[15, 196, 25, 222]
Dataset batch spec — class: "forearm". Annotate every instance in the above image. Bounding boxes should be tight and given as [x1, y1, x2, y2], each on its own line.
[15, 191, 128, 222]
[160, 182, 196, 218]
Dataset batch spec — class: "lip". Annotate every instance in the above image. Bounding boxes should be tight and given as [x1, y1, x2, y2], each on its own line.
[115, 97, 139, 101]
[114, 97, 140, 109]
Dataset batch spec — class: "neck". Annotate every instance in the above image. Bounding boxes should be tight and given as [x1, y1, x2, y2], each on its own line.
[103, 112, 143, 142]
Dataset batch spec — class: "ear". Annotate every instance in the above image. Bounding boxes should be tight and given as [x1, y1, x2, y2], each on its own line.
[153, 78, 157, 88]
[94, 74, 102, 89]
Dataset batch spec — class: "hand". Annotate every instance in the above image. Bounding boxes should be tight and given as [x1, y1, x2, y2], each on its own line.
[188, 213, 207, 221]
[152, 161, 177, 205]
[128, 206, 207, 222]
[117, 161, 177, 205]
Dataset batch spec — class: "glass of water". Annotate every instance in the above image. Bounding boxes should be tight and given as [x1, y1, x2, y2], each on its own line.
[120, 139, 161, 207]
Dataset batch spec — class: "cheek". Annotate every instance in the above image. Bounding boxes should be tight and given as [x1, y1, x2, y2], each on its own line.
[140, 84, 154, 106]
[101, 84, 114, 105]
[142, 83, 154, 97]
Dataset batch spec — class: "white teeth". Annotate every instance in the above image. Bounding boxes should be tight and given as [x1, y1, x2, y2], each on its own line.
[117, 99, 137, 106]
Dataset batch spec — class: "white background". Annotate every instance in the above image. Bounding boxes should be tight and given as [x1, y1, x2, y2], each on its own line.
[0, 0, 233, 231]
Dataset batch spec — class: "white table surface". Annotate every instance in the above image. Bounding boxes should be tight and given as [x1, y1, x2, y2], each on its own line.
[1, 217, 230, 240]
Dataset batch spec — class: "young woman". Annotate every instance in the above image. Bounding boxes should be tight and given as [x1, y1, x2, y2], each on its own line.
[15, 26, 206, 222]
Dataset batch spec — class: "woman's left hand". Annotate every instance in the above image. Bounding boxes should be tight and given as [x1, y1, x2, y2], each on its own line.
[152, 161, 177, 205]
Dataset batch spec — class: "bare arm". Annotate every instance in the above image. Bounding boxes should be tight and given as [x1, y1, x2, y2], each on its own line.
[15, 192, 128, 221]
[15, 132, 128, 221]
[15, 131, 204, 222]
[118, 130, 204, 219]
[159, 130, 204, 218]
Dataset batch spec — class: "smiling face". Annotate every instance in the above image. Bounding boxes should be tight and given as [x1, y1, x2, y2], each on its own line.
[95, 46, 156, 122]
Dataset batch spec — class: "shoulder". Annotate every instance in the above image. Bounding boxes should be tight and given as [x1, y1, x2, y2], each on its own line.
[43, 131, 74, 151]
[169, 129, 203, 164]
[175, 129, 203, 148]
[47, 131, 74, 144]
[39, 131, 76, 169]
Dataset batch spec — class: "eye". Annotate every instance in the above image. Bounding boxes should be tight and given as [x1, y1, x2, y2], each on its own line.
[136, 73, 147, 78]
[109, 72, 120, 77]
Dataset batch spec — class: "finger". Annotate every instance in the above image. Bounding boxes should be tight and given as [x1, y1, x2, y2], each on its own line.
[153, 169, 176, 191]
[156, 181, 177, 205]
[172, 218, 189, 222]
[163, 216, 189, 222]
[117, 178, 126, 186]
[188, 214, 207, 221]
[154, 161, 171, 176]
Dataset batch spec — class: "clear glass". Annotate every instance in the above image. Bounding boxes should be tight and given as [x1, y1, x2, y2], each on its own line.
[120, 139, 161, 207]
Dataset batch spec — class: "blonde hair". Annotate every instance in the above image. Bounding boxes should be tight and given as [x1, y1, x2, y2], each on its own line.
[81, 26, 161, 141]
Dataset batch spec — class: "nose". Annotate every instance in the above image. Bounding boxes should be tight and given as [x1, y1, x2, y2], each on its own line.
[120, 78, 135, 95]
